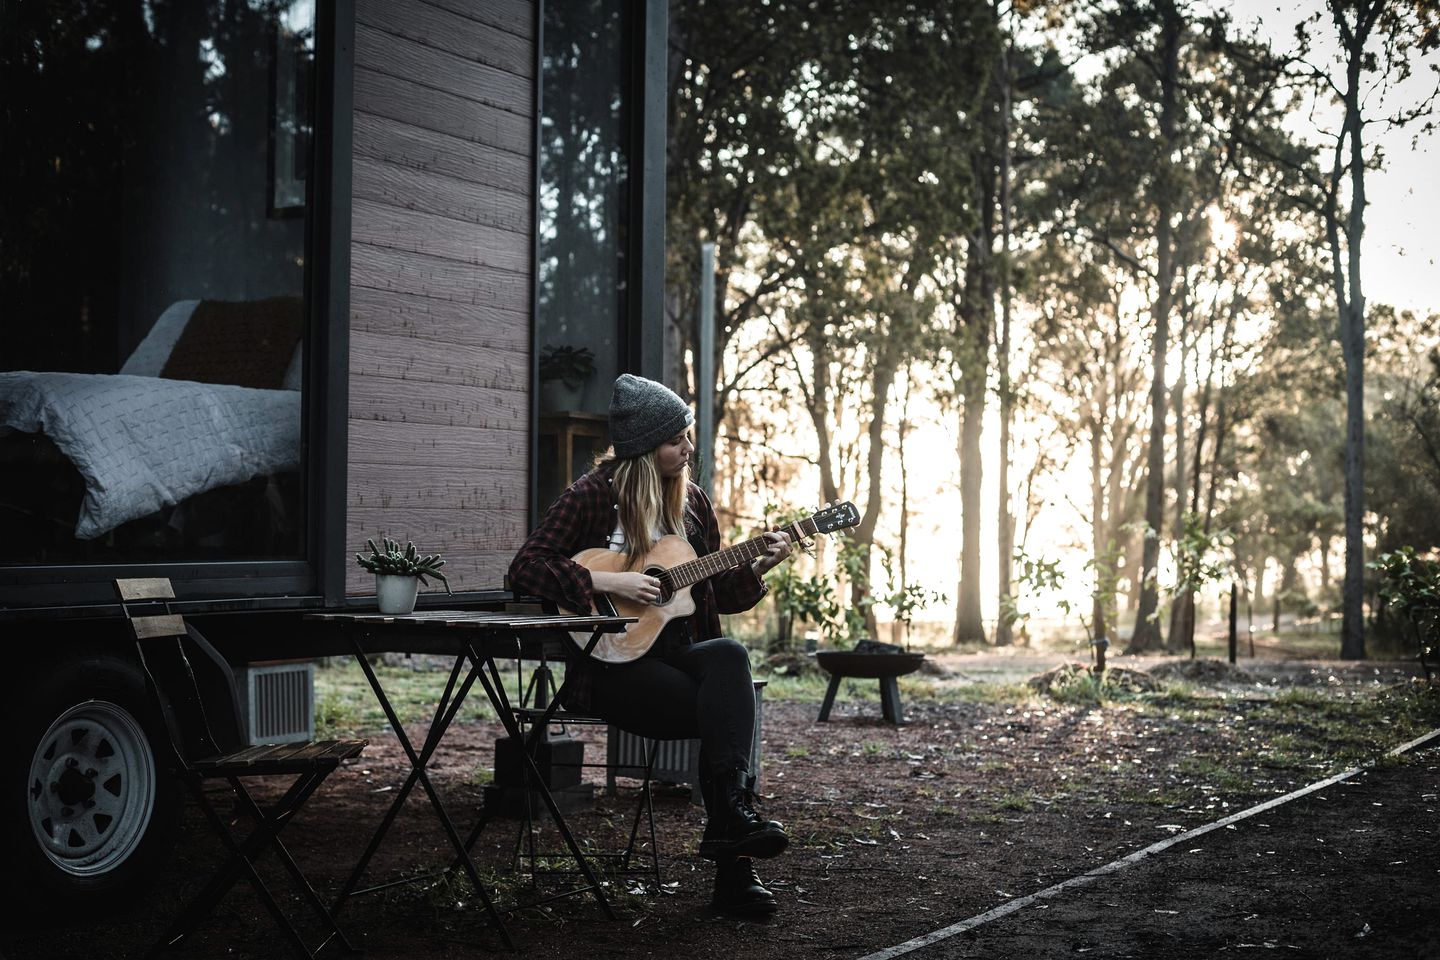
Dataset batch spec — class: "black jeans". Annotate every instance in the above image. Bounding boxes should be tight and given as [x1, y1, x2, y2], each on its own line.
[586, 637, 755, 780]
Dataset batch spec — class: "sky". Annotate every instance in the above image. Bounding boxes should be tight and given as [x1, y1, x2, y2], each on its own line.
[1227, 0, 1440, 315]
[886, 0, 1440, 634]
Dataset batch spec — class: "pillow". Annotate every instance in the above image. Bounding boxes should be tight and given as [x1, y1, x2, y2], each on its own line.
[161, 297, 303, 389]
[121, 298, 305, 391]
[119, 300, 200, 377]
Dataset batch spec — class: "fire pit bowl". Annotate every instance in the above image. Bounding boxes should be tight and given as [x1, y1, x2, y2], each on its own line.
[814, 650, 927, 679]
[814, 650, 927, 724]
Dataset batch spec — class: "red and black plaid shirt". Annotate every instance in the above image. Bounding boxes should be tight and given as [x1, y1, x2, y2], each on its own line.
[508, 466, 768, 709]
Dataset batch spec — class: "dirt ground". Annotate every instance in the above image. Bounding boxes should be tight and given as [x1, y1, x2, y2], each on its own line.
[4, 653, 1437, 960]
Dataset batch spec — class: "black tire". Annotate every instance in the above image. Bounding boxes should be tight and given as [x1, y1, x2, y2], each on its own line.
[2, 650, 182, 917]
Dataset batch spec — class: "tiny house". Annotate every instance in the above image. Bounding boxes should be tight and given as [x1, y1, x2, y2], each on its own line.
[0, 0, 668, 908]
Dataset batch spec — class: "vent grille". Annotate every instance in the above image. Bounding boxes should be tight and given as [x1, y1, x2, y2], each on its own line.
[606, 681, 765, 803]
[234, 662, 315, 745]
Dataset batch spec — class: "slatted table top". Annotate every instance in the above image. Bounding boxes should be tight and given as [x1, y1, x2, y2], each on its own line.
[303, 609, 635, 657]
[305, 609, 634, 630]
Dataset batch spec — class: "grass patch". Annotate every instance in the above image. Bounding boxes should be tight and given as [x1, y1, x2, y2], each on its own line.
[991, 791, 1035, 813]
[313, 657, 500, 737]
[945, 682, 1037, 707]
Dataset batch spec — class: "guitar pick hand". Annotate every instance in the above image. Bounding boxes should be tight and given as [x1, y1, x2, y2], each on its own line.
[592, 570, 663, 604]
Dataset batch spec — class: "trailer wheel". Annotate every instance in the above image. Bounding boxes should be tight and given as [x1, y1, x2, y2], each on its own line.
[4, 653, 180, 914]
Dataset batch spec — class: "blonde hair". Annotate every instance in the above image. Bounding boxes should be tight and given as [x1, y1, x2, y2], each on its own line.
[603, 448, 688, 567]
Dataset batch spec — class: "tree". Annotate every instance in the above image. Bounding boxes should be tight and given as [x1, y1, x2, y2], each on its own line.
[1026, 236, 1149, 647]
[1300, 0, 1439, 658]
[1233, 0, 1440, 657]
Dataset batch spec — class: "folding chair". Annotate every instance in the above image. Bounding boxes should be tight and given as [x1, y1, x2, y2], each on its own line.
[508, 664, 665, 889]
[115, 578, 367, 959]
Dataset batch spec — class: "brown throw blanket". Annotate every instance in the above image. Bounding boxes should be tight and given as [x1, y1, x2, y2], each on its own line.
[161, 297, 303, 389]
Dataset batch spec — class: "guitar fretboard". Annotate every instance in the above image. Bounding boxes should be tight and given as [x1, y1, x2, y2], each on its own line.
[660, 518, 818, 590]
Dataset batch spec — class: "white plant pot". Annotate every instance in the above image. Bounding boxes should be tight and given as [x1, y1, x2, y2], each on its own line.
[376, 574, 419, 615]
[540, 378, 585, 412]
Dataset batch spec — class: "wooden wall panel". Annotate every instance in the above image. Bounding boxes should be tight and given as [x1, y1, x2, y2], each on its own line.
[348, 0, 534, 595]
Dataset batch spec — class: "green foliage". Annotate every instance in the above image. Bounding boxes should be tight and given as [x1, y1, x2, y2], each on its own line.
[537, 344, 596, 388]
[1369, 547, 1440, 668]
[1000, 548, 1068, 637]
[875, 545, 948, 638]
[1080, 540, 1123, 644]
[355, 537, 451, 593]
[763, 505, 839, 650]
[765, 504, 914, 650]
[1171, 512, 1231, 597]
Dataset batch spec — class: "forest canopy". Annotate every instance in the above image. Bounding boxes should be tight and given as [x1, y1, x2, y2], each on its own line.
[662, 0, 1440, 659]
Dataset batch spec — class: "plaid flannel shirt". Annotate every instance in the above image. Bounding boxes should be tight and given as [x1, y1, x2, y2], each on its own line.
[508, 467, 768, 710]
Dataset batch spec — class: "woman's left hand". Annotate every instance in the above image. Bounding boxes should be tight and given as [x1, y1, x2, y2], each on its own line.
[752, 530, 793, 576]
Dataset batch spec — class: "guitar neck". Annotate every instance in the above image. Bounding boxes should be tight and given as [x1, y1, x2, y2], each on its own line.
[666, 518, 817, 590]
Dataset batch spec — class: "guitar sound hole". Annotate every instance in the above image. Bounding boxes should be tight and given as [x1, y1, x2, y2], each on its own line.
[646, 566, 674, 605]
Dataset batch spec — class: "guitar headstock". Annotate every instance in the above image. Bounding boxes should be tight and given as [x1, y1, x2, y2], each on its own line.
[811, 500, 860, 534]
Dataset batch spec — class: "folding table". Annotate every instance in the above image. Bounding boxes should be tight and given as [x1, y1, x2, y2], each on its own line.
[303, 609, 633, 949]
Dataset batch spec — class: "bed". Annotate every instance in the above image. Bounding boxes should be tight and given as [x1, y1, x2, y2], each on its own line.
[0, 298, 303, 542]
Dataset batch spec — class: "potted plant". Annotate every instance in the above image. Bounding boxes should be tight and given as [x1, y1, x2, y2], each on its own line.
[538, 344, 596, 411]
[356, 537, 451, 614]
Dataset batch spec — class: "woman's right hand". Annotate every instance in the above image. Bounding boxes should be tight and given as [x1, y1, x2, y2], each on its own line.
[591, 570, 663, 604]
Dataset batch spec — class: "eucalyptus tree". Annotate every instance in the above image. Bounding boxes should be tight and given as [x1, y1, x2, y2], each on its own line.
[1025, 237, 1150, 646]
[773, 2, 994, 636]
[667, 0, 874, 459]
[1031, 1, 1261, 652]
[669, 1, 997, 636]
[1289, 1, 1437, 658]
[1368, 308, 1440, 557]
[1223, 1, 1438, 656]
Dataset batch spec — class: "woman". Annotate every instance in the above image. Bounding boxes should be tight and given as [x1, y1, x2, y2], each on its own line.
[509, 373, 792, 918]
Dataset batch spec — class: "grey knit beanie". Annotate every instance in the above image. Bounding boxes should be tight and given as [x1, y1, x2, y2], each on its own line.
[609, 374, 694, 459]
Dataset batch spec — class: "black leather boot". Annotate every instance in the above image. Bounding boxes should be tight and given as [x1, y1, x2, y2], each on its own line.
[711, 857, 778, 917]
[698, 770, 788, 861]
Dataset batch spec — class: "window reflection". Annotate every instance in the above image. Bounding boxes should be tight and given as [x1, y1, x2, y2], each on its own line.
[537, 0, 629, 509]
[0, 0, 315, 564]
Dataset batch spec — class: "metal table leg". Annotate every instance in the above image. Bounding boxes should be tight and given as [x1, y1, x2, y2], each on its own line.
[335, 639, 514, 950]
[465, 630, 617, 920]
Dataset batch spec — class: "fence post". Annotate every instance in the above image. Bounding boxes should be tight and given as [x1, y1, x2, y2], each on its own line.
[1228, 582, 1238, 665]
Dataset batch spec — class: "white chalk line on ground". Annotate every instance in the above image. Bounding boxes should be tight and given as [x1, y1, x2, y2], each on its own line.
[855, 725, 1440, 960]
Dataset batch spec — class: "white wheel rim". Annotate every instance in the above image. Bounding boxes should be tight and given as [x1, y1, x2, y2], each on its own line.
[26, 700, 157, 878]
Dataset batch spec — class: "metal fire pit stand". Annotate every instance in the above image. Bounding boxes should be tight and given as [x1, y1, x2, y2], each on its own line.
[815, 650, 927, 725]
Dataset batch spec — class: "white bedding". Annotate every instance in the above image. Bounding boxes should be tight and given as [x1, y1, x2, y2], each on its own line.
[0, 371, 300, 539]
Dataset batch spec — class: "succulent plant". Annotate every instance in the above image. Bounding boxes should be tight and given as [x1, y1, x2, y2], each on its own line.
[356, 537, 451, 593]
[538, 344, 597, 388]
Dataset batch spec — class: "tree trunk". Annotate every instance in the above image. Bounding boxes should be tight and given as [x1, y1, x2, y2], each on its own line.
[954, 382, 987, 642]
[853, 350, 900, 642]
[1127, 4, 1182, 655]
[895, 368, 913, 647]
[994, 15, 1015, 648]
[953, 146, 996, 646]
[1338, 35, 1368, 660]
[1273, 558, 1298, 633]
[1091, 410, 1108, 644]
[1165, 307, 1192, 654]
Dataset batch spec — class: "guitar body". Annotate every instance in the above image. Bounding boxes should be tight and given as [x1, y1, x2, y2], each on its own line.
[558, 500, 860, 664]
[565, 535, 699, 664]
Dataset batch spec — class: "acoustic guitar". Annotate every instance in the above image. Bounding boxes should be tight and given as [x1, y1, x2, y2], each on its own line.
[565, 501, 861, 663]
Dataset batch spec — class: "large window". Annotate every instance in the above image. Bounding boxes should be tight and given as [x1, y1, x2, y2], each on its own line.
[535, 0, 633, 510]
[0, 0, 317, 565]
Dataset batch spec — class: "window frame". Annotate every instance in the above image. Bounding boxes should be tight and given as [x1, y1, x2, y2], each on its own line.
[0, 0, 354, 613]
[527, 0, 668, 529]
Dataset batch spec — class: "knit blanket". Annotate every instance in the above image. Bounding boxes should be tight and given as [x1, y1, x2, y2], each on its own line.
[0, 372, 299, 538]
